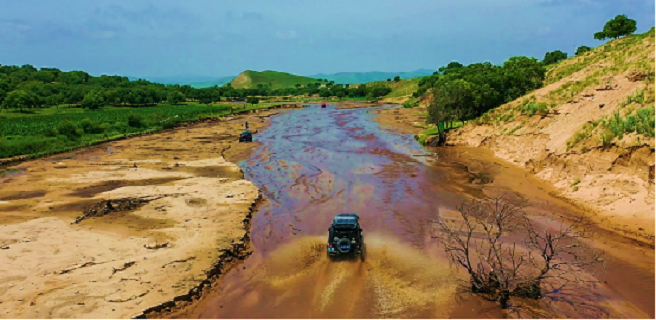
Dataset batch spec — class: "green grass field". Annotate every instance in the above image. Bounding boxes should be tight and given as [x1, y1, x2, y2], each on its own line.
[230, 70, 327, 89]
[0, 102, 278, 159]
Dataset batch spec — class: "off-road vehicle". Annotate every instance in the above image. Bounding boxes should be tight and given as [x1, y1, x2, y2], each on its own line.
[239, 129, 252, 142]
[327, 213, 364, 261]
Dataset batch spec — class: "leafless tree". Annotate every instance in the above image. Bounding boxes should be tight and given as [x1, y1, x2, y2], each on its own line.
[433, 194, 603, 310]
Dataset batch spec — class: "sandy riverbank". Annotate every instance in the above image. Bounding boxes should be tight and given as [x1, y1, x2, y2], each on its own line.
[0, 109, 289, 318]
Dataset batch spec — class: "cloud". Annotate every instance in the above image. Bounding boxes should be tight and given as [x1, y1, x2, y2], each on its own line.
[276, 30, 298, 40]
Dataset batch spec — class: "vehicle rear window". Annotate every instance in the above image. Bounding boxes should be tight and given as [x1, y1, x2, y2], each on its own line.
[334, 217, 356, 225]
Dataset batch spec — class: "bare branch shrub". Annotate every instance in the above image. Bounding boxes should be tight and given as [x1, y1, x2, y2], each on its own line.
[433, 194, 603, 309]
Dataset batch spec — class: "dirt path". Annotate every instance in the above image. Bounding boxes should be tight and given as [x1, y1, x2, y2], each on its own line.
[0, 109, 288, 318]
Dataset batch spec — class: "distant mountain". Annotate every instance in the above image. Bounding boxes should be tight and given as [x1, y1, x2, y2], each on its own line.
[189, 76, 236, 88]
[126, 75, 235, 87]
[230, 70, 327, 89]
[308, 69, 434, 85]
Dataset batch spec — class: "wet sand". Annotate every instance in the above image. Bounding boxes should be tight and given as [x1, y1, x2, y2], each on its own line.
[164, 104, 654, 319]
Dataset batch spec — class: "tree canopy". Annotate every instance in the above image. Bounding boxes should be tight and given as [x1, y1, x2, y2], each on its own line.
[575, 46, 592, 56]
[543, 50, 568, 65]
[417, 56, 545, 130]
[594, 14, 637, 40]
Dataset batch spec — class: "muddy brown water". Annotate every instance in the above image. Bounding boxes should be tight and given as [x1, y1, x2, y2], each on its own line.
[172, 104, 654, 319]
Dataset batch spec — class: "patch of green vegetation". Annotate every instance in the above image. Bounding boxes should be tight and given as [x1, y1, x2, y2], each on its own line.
[602, 107, 655, 140]
[499, 112, 515, 122]
[507, 124, 523, 135]
[566, 122, 596, 151]
[519, 102, 549, 117]
[548, 75, 600, 102]
[416, 127, 440, 145]
[567, 105, 655, 151]
[571, 178, 581, 186]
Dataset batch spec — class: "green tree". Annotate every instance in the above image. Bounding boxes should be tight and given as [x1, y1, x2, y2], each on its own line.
[2, 90, 31, 111]
[543, 50, 568, 65]
[246, 96, 259, 105]
[167, 91, 186, 104]
[394, 76, 401, 82]
[336, 91, 345, 100]
[428, 79, 475, 129]
[81, 90, 105, 110]
[438, 61, 464, 74]
[575, 46, 592, 56]
[319, 88, 331, 97]
[594, 14, 637, 40]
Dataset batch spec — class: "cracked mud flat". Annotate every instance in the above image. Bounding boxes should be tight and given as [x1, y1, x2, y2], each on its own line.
[0, 110, 282, 318]
[166, 104, 653, 319]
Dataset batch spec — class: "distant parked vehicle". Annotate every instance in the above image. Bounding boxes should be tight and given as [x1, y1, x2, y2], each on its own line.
[321, 103, 326, 108]
[239, 129, 252, 142]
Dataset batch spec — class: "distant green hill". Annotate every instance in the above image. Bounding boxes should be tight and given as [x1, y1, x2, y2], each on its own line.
[309, 69, 434, 85]
[230, 70, 327, 89]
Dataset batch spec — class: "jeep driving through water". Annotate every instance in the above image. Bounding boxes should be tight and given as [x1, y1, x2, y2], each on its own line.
[327, 213, 365, 261]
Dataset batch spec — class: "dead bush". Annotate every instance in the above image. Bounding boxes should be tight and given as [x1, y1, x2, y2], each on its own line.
[433, 195, 603, 309]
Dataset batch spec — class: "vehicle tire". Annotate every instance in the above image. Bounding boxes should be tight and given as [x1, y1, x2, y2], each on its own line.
[360, 244, 366, 262]
[337, 238, 351, 254]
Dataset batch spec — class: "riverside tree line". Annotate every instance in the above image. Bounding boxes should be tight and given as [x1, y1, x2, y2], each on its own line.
[0, 65, 393, 112]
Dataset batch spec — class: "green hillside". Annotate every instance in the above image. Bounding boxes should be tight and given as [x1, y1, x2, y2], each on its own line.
[230, 70, 327, 89]
[365, 78, 422, 98]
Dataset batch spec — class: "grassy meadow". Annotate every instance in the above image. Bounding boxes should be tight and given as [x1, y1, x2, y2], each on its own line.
[0, 102, 276, 159]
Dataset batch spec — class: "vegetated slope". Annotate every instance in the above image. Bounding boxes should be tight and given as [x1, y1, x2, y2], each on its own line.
[367, 78, 421, 99]
[445, 28, 655, 244]
[230, 70, 327, 89]
[309, 69, 433, 85]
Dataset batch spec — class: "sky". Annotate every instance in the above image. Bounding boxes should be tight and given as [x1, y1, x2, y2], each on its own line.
[1, 0, 654, 79]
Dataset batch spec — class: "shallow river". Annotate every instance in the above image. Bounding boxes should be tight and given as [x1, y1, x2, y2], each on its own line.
[178, 104, 654, 319]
